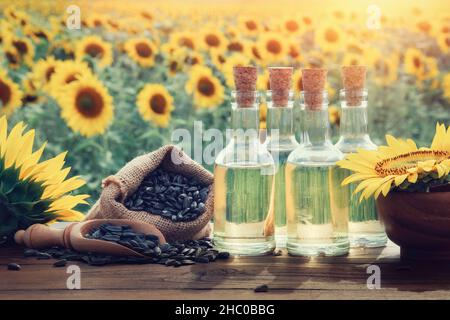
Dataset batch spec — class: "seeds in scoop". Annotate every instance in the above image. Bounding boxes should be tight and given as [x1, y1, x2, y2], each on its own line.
[7, 263, 21, 271]
[22, 223, 229, 268]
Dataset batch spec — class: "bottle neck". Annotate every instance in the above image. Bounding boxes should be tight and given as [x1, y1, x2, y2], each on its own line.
[231, 105, 260, 147]
[266, 105, 296, 143]
[303, 108, 330, 145]
[339, 105, 369, 139]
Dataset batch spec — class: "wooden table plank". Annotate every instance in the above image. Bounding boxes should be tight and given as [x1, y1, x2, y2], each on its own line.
[1, 242, 450, 299]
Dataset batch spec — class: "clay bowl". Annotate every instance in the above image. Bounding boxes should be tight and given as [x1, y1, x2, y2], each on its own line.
[15, 219, 166, 258]
[376, 189, 450, 260]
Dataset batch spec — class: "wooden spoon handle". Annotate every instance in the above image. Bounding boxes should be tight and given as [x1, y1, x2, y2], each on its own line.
[14, 224, 71, 249]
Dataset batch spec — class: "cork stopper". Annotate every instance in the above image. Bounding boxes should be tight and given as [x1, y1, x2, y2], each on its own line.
[301, 68, 327, 110]
[233, 66, 257, 107]
[341, 65, 366, 106]
[269, 67, 293, 106]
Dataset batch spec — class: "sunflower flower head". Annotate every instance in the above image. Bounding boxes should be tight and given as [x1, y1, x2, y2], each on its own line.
[58, 73, 114, 137]
[185, 65, 224, 109]
[137, 84, 174, 128]
[0, 70, 23, 117]
[124, 38, 158, 67]
[0, 116, 88, 243]
[75, 35, 113, 68]
[338, 123, 450, 201]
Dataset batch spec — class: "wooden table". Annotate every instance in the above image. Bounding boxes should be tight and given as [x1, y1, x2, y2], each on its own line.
[1, 242, 450, 300]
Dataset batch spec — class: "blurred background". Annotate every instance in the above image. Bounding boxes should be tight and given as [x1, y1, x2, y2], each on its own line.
[0, 0, 449, 205]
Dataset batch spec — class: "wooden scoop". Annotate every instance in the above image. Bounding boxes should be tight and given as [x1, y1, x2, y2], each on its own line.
[14, 219, 166, 258]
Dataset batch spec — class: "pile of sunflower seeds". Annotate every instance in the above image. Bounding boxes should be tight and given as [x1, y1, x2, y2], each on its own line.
[20, 223, 229, 267]
[124, 169, 209, 222]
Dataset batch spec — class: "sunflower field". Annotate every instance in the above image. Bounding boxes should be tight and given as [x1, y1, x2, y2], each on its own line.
[0, 0, 449, 209]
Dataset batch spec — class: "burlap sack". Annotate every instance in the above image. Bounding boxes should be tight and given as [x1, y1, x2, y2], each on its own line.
[85, 145, 214, 242]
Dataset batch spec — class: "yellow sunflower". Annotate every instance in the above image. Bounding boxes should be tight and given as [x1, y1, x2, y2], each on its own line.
[248, 42, 264, 64]
[58, 74, 113, 137]
[184, 51, 204, 67]
[3, 47, 21, 70]
[210, 49, 228, 71]
[328, 105, 340, 126]
[4, 36, 35, 67]
[24, 24, 52, 43]
[0, 70, 23, 116]
[49, 60, 93, 98]
[259, 102, 267, 129]
[257, 70, 270, 91]
[338, 123, 450, 201]
[86, 13, 107, 28]
[185, 66, 224, 109]
[437, 33, 450, 54]
[169, 32, 197, 51]
[368, 50, 398, 86]
[258, 32, 286, 64]
[315, 24, 345, 53]
[30, 57, 61, 92]
[200, 30, 227, 52]
[238, 17, 261, 36]
[124, 38, 157, 67]
[287, 40, 302, 63]
[282, 18, 301, 35]
[0, 116, 88, 241]
[22, 76, 43, 105]
[136, 84, 174, 128]
[292, 69, 303, 95]
[75, 35, 113, 68]
[403, 48, 426, 78]
[226, 38, 248, 55]
[342, 52, 366, 67]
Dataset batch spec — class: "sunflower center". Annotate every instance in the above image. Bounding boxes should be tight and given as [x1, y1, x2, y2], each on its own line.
[374, 150, 450, 176]
[135, 42, 152, 58]
[45, 66, 56, 82]
[75, 88, 104, 118]
[266, 40, 282, 54]
[85, 44, 104, 58]
[0, 80, 12, 106]
[413, 56, 422, 69]
[179, 37, 194, 49]
[286, 20, 299, 32]
[13, 40, 28, 55]
[34, 31, 48, 40]
[252, 46, 262, 59]
[205, 34, 220, 47]
[228, 41, 243, 52]
[170, 61, 178, 72]
[6, 52, 18, 64]
[149, 94, 167, 114]
[445, 37, 450, 47]
[325, 28, 339, 43]
[245, 20, 257, 30]
[217, 55, 226, 64]
[197, 77, 215, 97]
[296, 77, 303, 92]
[303, 17, 312, 25]
[65, 73, 79, 84]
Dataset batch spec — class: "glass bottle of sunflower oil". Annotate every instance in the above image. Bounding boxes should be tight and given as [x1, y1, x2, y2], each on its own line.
[286, 90, 350, 256]
[264, 90, 299, 248]
[214, 90, 276, 256]
[335, 88, 387, 248]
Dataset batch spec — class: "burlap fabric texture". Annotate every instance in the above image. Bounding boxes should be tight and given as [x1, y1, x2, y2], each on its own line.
[85, 145, 213, 242]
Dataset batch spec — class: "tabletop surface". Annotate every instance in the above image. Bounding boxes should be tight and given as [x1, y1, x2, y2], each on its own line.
[1, 241, 450, 300]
